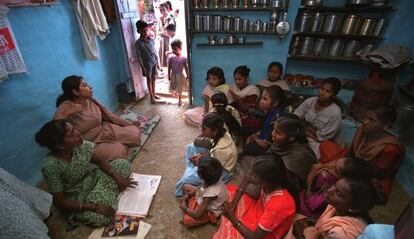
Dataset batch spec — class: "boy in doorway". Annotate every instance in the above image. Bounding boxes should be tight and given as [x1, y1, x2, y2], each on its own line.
[168, 39, 188, 106]
[135, 20, 160, 104]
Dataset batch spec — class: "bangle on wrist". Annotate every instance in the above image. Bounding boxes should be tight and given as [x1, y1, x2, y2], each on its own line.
[234, 220, 241, 228]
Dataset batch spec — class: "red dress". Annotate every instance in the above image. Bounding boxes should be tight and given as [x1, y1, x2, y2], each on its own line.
[213, 184, 296, 239]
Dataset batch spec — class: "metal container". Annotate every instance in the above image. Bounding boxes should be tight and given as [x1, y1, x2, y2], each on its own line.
[371, 0, 389, 6]
[248, 21, 255, 31]
[232, 0, 240, 7]
[213, 15, 223, 31]
[300, 36, 314, 55]
[218, 37, 225, 44]
[309, 12, 324, 32]
[260, 0, 269, 7]
[329, 39, 345, 56]
[296, 11, 313, 32]
[290, 35, 302, 55]
[202, 15, 212, 30]
[223, 16, 233, 31]
[341, 15, 361, 35]
[323, 14, 342, 33]
[194, 14, 202, 30]
[359, 18, 376, 35]
[313, 38, 329, 56]
[270, 11, 279, 21]
[226, 35, 236, 44]
[271, 0, 283, 7]
[347, 0, 370, 5]
[237, 36, 246, 44]
[372, 18, 385, 36]
[201, 0, 210, 8]
[243, 0, 249, 7]
[242, 19, 250, 31]
[212, 0, 221, 8]
[302, 0, 323, 6]
[222, 0, 230, 7]
[251, 0, 260, 7]
[234, 17, 242, 31]
[193, 0, 200, 8]
[270, 20, 278, 32]
[255, 20, 263, 32]
[343, 40, 361, 57]
[208, 35, 217, 45]
[262, 21, 269, 32]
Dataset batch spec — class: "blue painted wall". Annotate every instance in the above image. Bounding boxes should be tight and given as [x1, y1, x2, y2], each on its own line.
[0, 1, 126, 185]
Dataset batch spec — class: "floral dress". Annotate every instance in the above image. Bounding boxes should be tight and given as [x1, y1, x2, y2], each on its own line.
[42, 141, 131, 227]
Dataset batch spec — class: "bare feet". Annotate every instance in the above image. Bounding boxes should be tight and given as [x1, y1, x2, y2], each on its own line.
[178, 100, 183, 107]
[153, 94, 161, 99]
[150, 98, 156, 104]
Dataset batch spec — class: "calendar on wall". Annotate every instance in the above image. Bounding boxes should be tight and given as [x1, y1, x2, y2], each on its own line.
[0, 6, 27, 82]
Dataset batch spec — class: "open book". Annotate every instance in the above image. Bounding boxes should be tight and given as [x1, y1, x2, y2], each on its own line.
[116, 173, 162, 217]
[88, 220, 152, 239]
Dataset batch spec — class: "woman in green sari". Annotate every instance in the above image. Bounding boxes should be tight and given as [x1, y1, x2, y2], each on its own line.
[36, 119, 137, 227]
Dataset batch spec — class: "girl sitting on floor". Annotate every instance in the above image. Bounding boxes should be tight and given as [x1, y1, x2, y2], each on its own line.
[179, 157, 229, 227]
[257, 61, 290, 93]
[175, 113, 237, 196]
[182, 67, 230, 126]
[242, 85, 286, 157]
[210, 92, 242, 141]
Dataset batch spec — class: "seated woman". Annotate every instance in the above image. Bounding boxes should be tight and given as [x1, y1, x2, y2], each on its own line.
[179, 157, 229, 227]
[54, 75, 141, 162]
[175, 113, 237, 197]
[242, 85, 286, 157]
[213, 154, 296, 239]
[36, 119, 136, 227]
[210, 92, 242, 141]
[348, 105, 404, 204]
[257, 61, 290, 93]
[182, 67, 230, 126]
[269, 117, 317, 190]
[299, 157, 373, 219]
[291, 177, 378, 239]
[0, 167, 52, 238]
[294, 77, 343, 159]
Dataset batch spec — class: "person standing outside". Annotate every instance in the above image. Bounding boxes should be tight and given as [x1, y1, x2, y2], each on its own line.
[135, 20, 160, 104]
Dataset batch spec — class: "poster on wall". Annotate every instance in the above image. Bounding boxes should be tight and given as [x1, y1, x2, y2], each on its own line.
[0, 6, 27, 82]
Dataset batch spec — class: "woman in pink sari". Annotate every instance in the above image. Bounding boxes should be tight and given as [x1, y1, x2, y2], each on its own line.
[54, 75, 141, 162]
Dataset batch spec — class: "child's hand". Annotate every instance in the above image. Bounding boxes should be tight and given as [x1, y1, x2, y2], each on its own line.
[189, 154, 201, 166]
[246, 134, 258, 144]
[179, 200, 187, 210]
[179, 194, 189, 203]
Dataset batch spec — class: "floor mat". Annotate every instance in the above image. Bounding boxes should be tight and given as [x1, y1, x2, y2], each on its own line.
[120, 110, 161, 162]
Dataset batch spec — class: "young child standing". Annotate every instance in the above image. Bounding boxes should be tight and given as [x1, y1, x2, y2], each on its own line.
[168, 39, 188, 106]
[135, 20, 159, 104]
[179, 157, 229, 227]
[257, 62, 290, 93]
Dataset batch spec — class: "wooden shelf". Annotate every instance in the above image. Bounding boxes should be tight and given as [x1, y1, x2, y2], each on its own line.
[191, 6, 284, 12]
[288, 55, 360, 63]
[191, 30, 280, 35]
[197, 42, 263, 47]
[293, 32, 382, 40]
[300, 5, 395, 13]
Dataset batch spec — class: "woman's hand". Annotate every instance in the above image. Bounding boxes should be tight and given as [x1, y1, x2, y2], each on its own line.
[189, 154, 201, 166]
[115, 175, 138, 191]
[229, 90, 241, 101]
[94, 203, 116, 216]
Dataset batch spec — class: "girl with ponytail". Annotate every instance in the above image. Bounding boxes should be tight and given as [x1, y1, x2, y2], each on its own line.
[210, 92, 242, 141]
[175, 113, 237, 197]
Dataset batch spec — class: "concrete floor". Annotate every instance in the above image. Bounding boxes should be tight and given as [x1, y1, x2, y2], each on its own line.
[44, 96, 411, 239]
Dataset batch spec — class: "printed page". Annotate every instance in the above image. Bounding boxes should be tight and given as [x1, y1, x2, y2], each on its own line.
[88, 221, 152, 239]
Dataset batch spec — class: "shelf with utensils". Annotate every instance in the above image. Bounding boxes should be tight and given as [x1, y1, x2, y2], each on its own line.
[288, 54, 360, 63]
[191, 30, 281, 35]
[293, 32, 383, 41]
[196, 42, 264, 47]
[191, 6, 284, 12]
[299, 5, 396, 13]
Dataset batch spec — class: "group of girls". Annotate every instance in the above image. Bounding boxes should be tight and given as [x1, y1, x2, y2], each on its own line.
[177, 63, 405, 239]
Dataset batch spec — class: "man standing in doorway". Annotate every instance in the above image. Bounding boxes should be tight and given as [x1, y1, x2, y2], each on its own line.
[135, 20, 160, 104]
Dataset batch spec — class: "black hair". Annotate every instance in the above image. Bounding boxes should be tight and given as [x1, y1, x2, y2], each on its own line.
[264, 85, 286, 108]
[322, 77, 342, 95]
[340, 157, 374, 181]
[206, 67, 225, 85]
[345, 177, 378, 223]
[56, 75, 82, 107]
[35, 119, 70, 152]
[170, 39, 182, 49]
[202, 112, 227, 148]
[164, 1, 172, 10]
[268, 61, 283, 74]
[166, 23, 176, 32]
[252, 154, 298, 205]
[234, 65, 250, 78]
[135, 20, 148, 31]
[197, 157, 223, 186]
[274, 117, 308, 144]
[211, 92, 241, 138]
[369, 105, 397, 127]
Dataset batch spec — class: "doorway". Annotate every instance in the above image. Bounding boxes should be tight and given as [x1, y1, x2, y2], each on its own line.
[139, 0, 190, 105]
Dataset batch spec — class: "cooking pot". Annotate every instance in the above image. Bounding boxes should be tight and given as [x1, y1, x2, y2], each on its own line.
[347, 0, 371, 5]
[309, 12, 324, 32]
[296, 11, 313, 32]
[329, 39, 345, 56]
[301, 0, 323, 6]
[322, 14, 342, 33]
[313, 38, 329, 56]
[300, 36, 314, 55]
[341, 15, 361, 35]
[359, 18, 376, 35]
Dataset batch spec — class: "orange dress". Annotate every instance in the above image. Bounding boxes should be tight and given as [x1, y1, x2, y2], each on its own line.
[54, 98, 140, 161]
